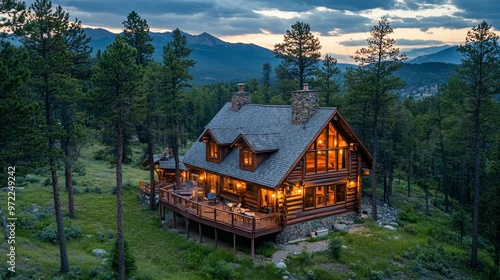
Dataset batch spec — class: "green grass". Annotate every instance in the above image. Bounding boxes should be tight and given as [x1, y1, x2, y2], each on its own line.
[3, 143, 497, 279]
[5, 142, 282, 279]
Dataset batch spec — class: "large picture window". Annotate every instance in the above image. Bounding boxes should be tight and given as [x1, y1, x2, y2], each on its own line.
[305, 123, 348, 174]
[304, 183, 346, 209]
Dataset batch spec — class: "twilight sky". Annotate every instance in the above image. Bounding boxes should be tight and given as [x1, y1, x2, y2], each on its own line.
[24, 0, 500, 62]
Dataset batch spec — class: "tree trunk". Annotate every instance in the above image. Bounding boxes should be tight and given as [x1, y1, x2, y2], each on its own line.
[172, 140, 181, 187]
[438, 108, 449, 213]
[64, 145, 75, 219]
[147, 113, 156, 211]
[117, 117, 126, 280]
[425, 183, 429, 216]
[50, 154, 69, 273]
[407, 149, 412, 197]
[46, 92, 69, 273]
[383, 172, 390, 206]
[371, 102, 379, 222]
[495, 221, 500, 271]
[470, 103, 481, 269]
[460, 160, 466, 205]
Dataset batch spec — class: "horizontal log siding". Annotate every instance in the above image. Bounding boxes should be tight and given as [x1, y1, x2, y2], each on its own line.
[243, 186, 259, 210]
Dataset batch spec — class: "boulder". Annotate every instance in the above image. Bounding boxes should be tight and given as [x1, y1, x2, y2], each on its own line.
[275, 261, 287, 269]
[383, 225, 397, 231]
[92, 248, 107, 257]
[333, 223, 349, 232]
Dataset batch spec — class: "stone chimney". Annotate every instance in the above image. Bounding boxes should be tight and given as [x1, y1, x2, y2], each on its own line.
[291, 83, 318, 125]
[231, 83, 251, 112]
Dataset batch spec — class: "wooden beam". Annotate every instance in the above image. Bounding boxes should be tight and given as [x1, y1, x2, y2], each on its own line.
[186, 218, 190, 239]
[214, 228, 218, 248]
[199, 223, 202, 243]
[233, 233, 236, 255]
[173, 212, 177, 229]
[251, 238, 255, 261]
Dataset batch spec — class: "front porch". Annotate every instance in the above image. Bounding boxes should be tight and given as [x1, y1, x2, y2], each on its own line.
[158, 185, 282, 260]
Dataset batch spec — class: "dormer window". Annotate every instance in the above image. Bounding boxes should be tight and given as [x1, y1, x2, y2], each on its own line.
[207, 141, 219, 163]
[240, 149, 255, 171]
[242, 150, 253, 166]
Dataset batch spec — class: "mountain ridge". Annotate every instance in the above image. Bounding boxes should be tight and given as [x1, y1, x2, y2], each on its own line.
[82, 28, 458, 95]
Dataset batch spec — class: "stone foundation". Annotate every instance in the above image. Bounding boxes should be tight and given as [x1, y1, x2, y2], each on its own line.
[276, 212, 357, 244]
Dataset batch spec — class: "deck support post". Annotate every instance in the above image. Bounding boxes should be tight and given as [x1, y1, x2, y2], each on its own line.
[199, 223, 202, 243]
[162, 204, 165, 220]
[214, 228, 218, 248]
[251, 238, 255, 261]
[233, 233, 236, 255]
[173, 212, 177, 229]
[186, 218, 190, 239]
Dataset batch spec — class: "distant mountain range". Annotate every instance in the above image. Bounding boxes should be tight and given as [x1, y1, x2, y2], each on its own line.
[8, 28, 454, 96]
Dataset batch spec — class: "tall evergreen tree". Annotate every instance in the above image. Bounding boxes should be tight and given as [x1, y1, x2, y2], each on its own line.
[60, 17, 92, 219]
[0, 41, 43, 180]
[349, 17, 406, 221]
[123, 10, 154, 66]
[161, 28, 196, 187]
[122, 11, 158, 210]
[0, 0, 25, 39]
[316, 54, 340, 106]
[92, 35, 145, 280]
[21, 0, 85, 272]
[454, 21, 500, 269]
[273, 21, 321, 89]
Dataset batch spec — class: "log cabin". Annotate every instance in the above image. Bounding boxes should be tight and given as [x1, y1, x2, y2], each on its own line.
[157, 83, 374, 260]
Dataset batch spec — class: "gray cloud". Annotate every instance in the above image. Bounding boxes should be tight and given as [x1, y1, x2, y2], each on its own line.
[24, 0, 496, 47]
[453, 0, 500, 28]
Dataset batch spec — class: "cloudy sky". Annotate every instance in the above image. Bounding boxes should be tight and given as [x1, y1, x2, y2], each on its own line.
[24, 0, 500, 62]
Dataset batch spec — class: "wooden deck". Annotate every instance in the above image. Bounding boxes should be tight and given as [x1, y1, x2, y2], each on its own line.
[158, 186, 282, 239]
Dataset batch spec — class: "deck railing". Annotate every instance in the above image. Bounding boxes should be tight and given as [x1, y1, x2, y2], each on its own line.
[159, 186, 279, 232]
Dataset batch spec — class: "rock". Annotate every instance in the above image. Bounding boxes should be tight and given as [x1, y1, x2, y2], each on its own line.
[275, 261, 287, 269]
[92, 248, 107, 257]
[333, 223, 349, 232]
[383, 225, 397, 231]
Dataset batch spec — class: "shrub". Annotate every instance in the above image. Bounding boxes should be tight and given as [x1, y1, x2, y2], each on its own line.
[327, 237, 342, 259]
[43, 177, 52, 186]
[202, 259, 238, 280]
[25, 175, 40, 184]
[97, 229, 115, 242]
[397, 205, 420, 224]
[108, 238, 137, 277]
[33, 223, 82, 244]
[404, 238, 456, 278]
[255, 241, 276, 258]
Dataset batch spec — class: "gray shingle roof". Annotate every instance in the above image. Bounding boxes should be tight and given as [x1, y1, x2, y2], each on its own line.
[159, 156, 188, 171]
[236, 133, 280, 152]
[183, 102, 336, 188]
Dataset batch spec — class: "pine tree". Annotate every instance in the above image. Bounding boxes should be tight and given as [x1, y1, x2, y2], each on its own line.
[455, 20, 500, 269]
[21, 0, 83, 272]
[123, 10, 154, 66]
[92, 35, 145, 280]
[161, 28, 196, 187]
[0, 0, 25, 39]
[60, 17, 92, 219]
[316, 54, 340, 106]
[122, 11, 157, 210]
[273, 21, 321, 89]
[348, 17, 406, 221]
[0, 41, 44, 180]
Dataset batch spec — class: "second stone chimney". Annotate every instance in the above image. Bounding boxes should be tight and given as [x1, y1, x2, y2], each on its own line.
[291, 83, 318, 125]
[231, 83, 251, 112]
